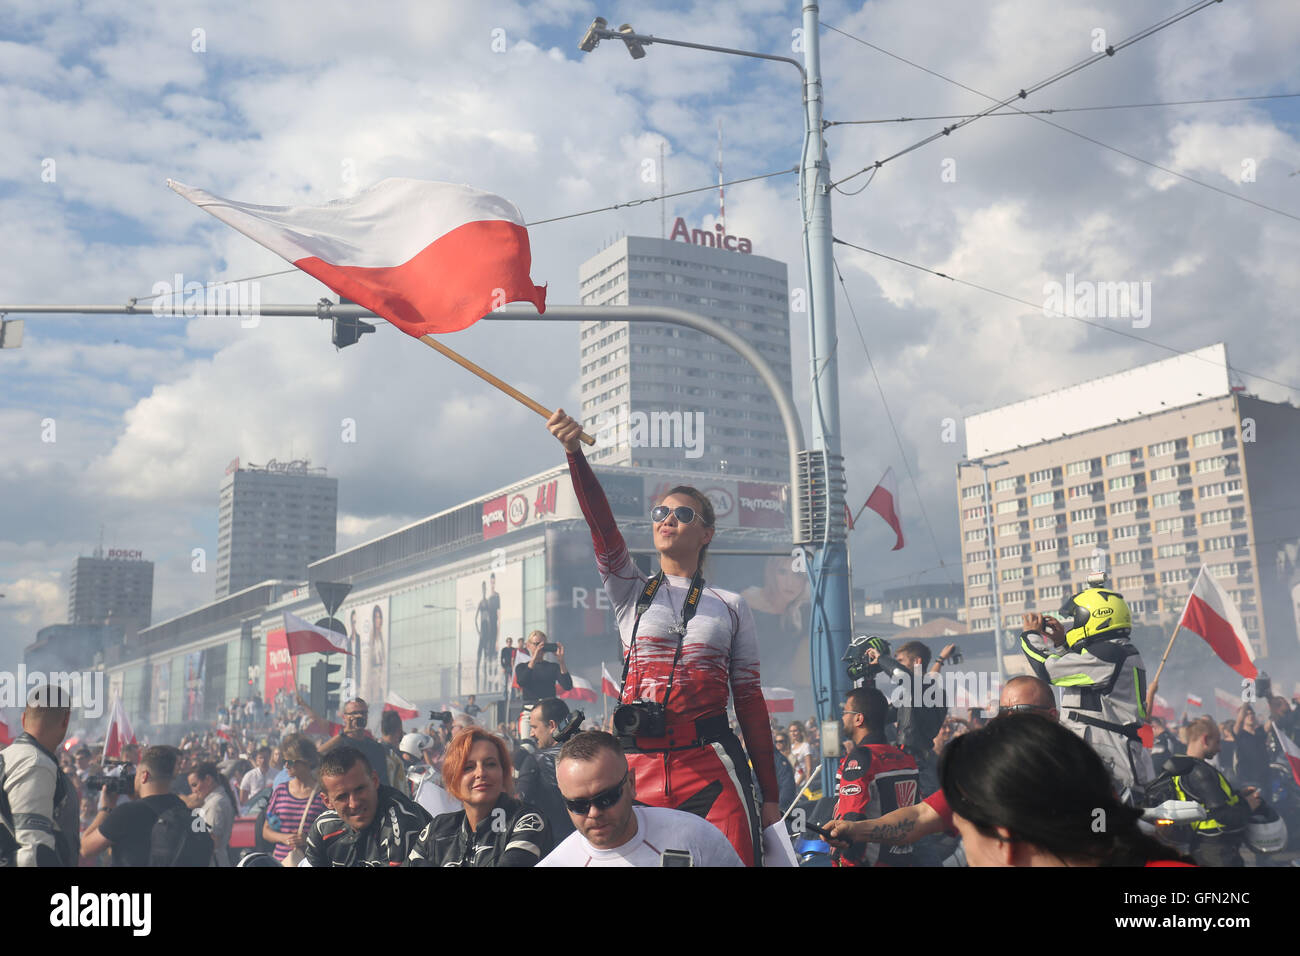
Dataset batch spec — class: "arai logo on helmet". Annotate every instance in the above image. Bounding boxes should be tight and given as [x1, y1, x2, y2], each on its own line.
[1092, 607, 1114, 618]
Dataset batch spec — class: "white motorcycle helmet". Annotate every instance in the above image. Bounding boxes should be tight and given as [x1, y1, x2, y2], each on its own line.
[399, 732, 434, 761]
[1245, 805, 1288, 854]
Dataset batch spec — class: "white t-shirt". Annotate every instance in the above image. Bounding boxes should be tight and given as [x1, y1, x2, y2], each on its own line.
[537, 806, 743, 867]
[240, 766, 271, 798]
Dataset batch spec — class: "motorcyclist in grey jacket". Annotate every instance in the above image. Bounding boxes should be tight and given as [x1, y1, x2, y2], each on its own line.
[1, 685, 80, 867]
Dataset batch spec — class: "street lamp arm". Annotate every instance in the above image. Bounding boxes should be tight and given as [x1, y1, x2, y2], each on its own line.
[590, 25, 807, 81]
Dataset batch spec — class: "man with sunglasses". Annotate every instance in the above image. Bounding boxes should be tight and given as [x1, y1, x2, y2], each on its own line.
[548, 410, 781, 866]
[537, 732, 742, 867]
[825, 676, 1058, 859]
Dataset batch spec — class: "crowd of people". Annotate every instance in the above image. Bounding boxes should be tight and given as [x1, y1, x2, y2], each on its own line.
[3, 412, 1296, 870]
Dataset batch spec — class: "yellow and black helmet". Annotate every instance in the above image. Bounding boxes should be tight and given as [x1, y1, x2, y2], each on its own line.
[1058, 588, 1132, 646]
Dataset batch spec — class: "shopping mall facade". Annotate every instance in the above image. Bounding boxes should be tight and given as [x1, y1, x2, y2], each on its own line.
[99, 462, 805, 735]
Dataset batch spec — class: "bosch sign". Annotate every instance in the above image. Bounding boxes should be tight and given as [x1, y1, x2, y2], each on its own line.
[106, 549, 144, 560]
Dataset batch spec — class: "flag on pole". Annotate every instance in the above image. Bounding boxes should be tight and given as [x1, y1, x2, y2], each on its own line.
[167, 178, 546, 337]
[103, 697, 137, 760]
[763, 687, 795, 713]
[384, 691, 420, 720]
[1186, 693, 1203, 709]
[863, 467, 904, 550]
[282, 611, 351, 657]
[1151, 694, 1175, 721]
[1273, 725, 1300, 787]
[560, 675, 599, 704]
[601, 663, 621, 700]
[1177, 566, 1257, 679]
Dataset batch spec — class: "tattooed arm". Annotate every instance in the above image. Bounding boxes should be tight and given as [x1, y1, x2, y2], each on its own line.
[825, 801, 943, 847]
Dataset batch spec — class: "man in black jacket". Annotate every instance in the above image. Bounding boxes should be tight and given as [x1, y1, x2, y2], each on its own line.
[305, 747, 431, 867]
[866, 640, 949, 797]
[528, 698, 576, 838]
[514, 631, 573, 705]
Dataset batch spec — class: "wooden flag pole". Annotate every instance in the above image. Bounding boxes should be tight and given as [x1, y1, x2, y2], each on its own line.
[418, 334, 595, 445]
[1145, 625, 1183, 716]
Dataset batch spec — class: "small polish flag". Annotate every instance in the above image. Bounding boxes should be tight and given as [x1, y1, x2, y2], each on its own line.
[560, 675, 599, 704]
[167, 178, 546, 338]
[1151, 694, 1175, 721]
[0, 715, 12, 747]
[103, 698, 137, 760]
[1273, 725, 1300, 788]
[763, 687, 795, 714]
[283, 611, 351, 657]
[601, 663, 621, 700]
[864, 467, 904, 551]
[384, 691, 420, 720]
[1186, 693, 1204, 709]
[1177, 566, 1257, 680]
[1213, 688, 1240, 714]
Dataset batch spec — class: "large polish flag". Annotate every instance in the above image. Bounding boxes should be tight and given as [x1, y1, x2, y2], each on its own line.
[167, 178, 546, 337]
[1177, 566, 1257, 680]
[1151, 694, 1175, 721]
[384, 691, 420, 720]
[600, 663, 621, 700]
[282, 611, 351, 657]
[1274, 725, 1300, 787]
[560, 675, 599, 704]
[864, 467, 904, 551]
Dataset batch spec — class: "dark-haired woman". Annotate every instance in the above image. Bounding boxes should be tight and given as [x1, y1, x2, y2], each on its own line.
[547, 409, 781, 866]
[940, 713, 1193, 867]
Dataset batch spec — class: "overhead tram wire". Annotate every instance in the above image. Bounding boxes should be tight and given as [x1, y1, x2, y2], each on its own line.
[831, 253, 955, 583]
[125, 167, 801, 305]
[823, 0, 1224, 190]
[822, 18, 1300, 224]
[825, 91, 1300, 126]
[831, 236, 1300, 396]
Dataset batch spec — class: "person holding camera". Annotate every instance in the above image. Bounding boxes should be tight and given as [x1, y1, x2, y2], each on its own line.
[548, 410, 781, 866]
[528, 697, 579, 838]
[1019, 586, 1153, 802]
[320, 698, 397, 788]
[80, 746, 214, 866]
[538, 732, 743, 867]
[0, 683, 80, 867]
[863, 639, 950, 799]
[515, 630, 573, 705]
[304, 746, 431, 867]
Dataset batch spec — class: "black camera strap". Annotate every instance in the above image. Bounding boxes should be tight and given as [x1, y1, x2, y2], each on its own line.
[619, 569, 705, 712]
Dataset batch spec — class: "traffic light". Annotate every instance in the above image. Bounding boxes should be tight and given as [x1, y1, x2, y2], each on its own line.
[323, 660, 344, 716]
[309, 660, 328, 715]
[331, 315, 375, 349]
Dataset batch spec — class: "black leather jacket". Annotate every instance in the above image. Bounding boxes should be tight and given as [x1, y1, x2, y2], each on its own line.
[405, 793, 552, 867]
[304, 784, 431, 867]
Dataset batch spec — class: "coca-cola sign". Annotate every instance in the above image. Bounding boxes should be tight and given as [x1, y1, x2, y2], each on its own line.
[482, 495, 508, 539]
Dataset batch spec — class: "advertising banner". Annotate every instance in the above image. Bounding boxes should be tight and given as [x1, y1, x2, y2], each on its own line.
[738, 481, 788, 529]
[151, 659, 170, 726]
[341, 598, 389, 730]
[457, 561, 523, 697]
[264, 628, 295, 700]
[184, 651, 205, 721]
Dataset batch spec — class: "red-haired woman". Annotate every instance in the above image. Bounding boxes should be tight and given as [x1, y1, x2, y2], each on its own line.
[405, 728, 552, 867]
[546, 410, 781, 866]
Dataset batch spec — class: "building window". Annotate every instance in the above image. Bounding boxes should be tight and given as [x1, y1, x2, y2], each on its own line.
[996, 499, 1022, 515]
[1030, 468, 1058, 484]
[1003, 590, 1026, 604]
[1198, 479, 1242, 499]
[962, 485, 985, 500]
[966, 550, 990, 564]
[1108, 475, 1136, 491]
[1031, 492, 1055, 508]
[1157, 542, 1192, 558]
[968, 573, 991, 587]
[1112, 524, 1142, 540]
[1155, 516, 1192, 534]
[1110, 499, 1138, 516]
[1148, 439, 1179, 457]
[1035, 538, 1060, 552]
[1072, 531, 1103, 546]
[1070, 507, 1097, 522]
[998, 521, 1026, 537]
[1161, 568, 1194, 584]
[1117, 575, 1146, 590]
[1106, 451, 1132, 467]
[1195, 456, 1229, 474]
[1039, 585, 1065, 600]
[1000, 545, 1025, 558]
[1066, 459, 1095, 476]
[1193, 429, 1226, 447]
[1037, 562, 1063, 576]
[1001, 567, 1026, 582]
[1033, 515, 1063, 530]
[1114, 549, 1144, 565]
[963, 506, 988, 521]
[994, 477, 1019, 492]
[1209, 563, 1238, 579]
[970, 594, 993, 608]
[964, 528, 987, 542]
[1151, 491, 1182, 508]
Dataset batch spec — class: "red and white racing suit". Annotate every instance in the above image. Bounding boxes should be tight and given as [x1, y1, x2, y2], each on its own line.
[832, 741, 919, 867]
[567, 451, 779, 866]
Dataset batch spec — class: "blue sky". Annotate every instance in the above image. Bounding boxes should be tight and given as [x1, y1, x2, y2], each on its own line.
[2, 0, 1298, 666]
